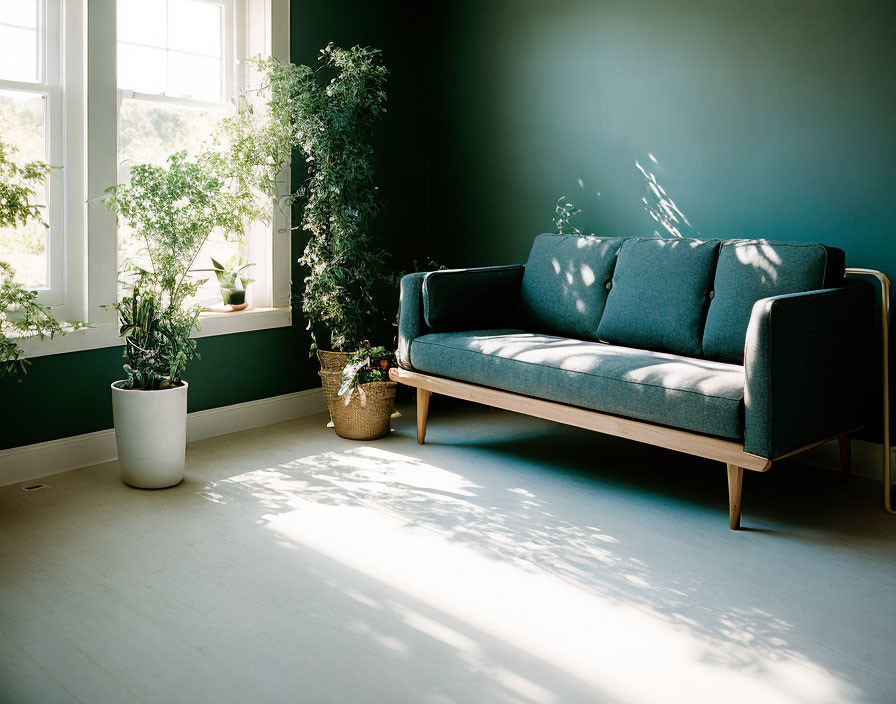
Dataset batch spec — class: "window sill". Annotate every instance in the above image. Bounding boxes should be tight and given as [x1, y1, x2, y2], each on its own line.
[17, 306, 292, 360]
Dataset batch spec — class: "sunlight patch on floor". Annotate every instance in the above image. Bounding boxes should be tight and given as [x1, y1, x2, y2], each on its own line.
[203, 447, 858, 704]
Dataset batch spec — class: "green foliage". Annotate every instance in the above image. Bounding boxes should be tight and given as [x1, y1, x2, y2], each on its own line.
[337, 341, 394, 401]
[211, 100, 292, 205]
[103, 151, 259, 389]
[1, 94, 51, 287]
[0, 261, 84, 380]
[103, 78, 294, 389]
[112, 271, 200, 390]
[256, 44, 389, 353]
[553, 196, 582, 235]
[0, 140, 50, 230]
[0, 141, 83, 379]
[203, 256, 255, 305]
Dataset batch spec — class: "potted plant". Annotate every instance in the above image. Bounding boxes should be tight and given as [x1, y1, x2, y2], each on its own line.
[1, 140, 83, 377]
[100, 79, 291, 486]
[199, 256, 255, 312]
[318, 341, 396, 440]
[103, 150, 255, 488]
[257, 45, 390, 371]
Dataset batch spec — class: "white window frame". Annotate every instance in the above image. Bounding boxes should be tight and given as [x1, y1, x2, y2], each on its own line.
[0, 0, 84, 320]
[117, 0, 234, 107]
[18, 0, 292, 360]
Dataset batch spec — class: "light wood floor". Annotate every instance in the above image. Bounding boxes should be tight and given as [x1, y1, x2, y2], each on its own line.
[2, 399, 896, 703]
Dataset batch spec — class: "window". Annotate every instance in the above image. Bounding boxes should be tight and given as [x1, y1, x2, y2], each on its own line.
[117, 0, 242, 309]
[12, 0, 291, 361]
[0, 0, 65, 301]
[117, 0, 229, 104]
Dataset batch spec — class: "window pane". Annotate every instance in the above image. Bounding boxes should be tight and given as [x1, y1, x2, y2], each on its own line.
[118, 98, 223, 166]
[0, 89, 48, 289]
[168, 52, 222, 101]
[117, 0, 226, 101]
[117, 43, 167, 94]
[117, 98, 238, 304]
[0, 0, 37, 28]
[117, 0, 167, 47]
[168, 0, 222, 57]
[0, 24, 38, 83]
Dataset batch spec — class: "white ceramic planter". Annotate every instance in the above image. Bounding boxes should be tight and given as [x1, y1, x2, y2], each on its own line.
[111, 381, 188, 489]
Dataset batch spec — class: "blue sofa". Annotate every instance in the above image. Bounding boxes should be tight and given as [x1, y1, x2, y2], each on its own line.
[392, 235, 874, 528]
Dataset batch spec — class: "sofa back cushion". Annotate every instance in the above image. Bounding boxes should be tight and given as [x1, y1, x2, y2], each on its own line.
[519, 233, 625, 340]
[596, 237, 721, 356]
[703, 240, 845, 363]
[422, 265, 525, 330]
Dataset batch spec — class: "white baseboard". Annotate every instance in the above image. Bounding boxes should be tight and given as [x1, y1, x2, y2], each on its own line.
[3, 390, 887, 489]
[0, 388, 327, 488]
[795, 438, 892, 481]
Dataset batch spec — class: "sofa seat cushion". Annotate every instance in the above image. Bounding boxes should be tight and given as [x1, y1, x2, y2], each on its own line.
[410, 330, 745, 439]
[596, 237, 721, 357]
[519, 234, 625, 341]
[703, 240, 846, 363]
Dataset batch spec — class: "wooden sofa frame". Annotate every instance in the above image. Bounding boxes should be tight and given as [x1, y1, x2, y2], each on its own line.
[389, 367, 857, 529]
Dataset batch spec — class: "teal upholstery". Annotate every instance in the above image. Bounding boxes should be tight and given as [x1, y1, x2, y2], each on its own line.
[596, 238, 720, 357]
[744, 283, 872, 459]
[397, 273, 427, 370]
[703, 240, 845, 363]
[518, 234, 625, 340]
[410, 330, 745, 439]
[396, 236, 874, 461]
[422, 265, 524, 330]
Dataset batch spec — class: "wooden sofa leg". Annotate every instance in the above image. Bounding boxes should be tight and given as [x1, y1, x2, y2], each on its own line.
[726, 464, 744, 530]
[838, 435, 852, 476]
[417, 389, 431, 444]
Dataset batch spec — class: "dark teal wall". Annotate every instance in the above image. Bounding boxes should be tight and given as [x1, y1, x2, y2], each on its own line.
[0, 0, 424, 451]
[0, 328, 308, 449]
[423, 0, 893, 439]
[428, 0, 896, 272]
[5, 1, 894, 450]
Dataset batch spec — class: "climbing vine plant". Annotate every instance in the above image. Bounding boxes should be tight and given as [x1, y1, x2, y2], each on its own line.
[256, 44, 389, 353]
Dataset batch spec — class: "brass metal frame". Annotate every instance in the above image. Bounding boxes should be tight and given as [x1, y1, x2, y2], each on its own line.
[845, 267, 894, 514]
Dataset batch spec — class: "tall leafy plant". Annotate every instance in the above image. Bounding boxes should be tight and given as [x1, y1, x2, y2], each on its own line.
[103, 151, 258, 389]
[257, 44, 389, 352]
[0, 140, 82, 378]
[103, 72, 292, 390]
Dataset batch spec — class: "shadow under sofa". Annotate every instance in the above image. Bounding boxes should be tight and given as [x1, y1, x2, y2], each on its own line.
[391, 234, 875, 529]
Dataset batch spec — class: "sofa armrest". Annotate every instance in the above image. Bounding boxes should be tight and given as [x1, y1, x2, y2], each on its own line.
[396, 265, 524, 370]
[397, 272, 427, 370]
[743, 283, 874, 459]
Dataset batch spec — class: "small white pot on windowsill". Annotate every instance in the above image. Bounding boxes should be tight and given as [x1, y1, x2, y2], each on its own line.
[111, 381, 188, 489]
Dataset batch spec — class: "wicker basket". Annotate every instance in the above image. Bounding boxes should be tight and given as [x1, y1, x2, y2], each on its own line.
[317, 349, 352, 371]
[319, 370, 397, 440]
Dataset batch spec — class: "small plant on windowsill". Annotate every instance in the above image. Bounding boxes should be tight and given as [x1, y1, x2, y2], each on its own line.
[194, 256, 256, 312]
[318, 341, 397, 440]
[0, 140, 85, 379]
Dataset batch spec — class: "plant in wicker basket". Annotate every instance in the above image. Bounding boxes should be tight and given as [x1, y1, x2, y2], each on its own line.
[319, 341, 396, 440]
